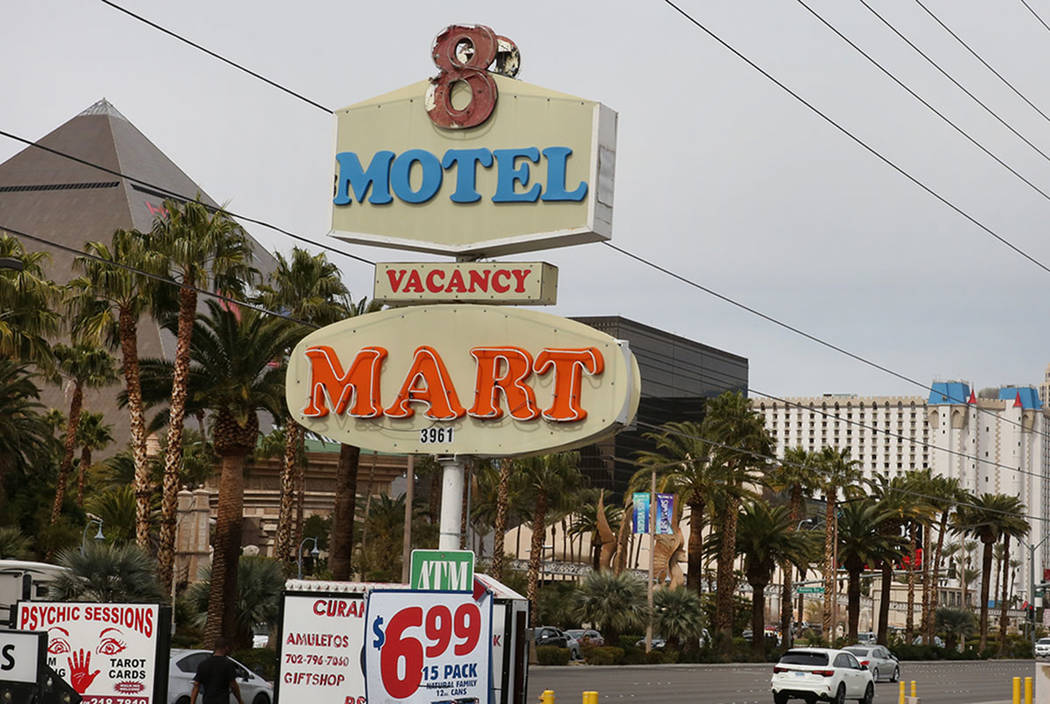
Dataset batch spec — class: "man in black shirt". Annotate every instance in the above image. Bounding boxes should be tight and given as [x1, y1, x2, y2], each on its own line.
[190, 637, 245, 704]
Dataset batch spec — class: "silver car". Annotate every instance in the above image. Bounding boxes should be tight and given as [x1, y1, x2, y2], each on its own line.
[168, 649, 273, 704]
[843, 645, 899, 683]
[1035, 637, 1050, 658]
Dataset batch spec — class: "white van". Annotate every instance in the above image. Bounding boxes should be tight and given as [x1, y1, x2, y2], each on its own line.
[0, 559, 69, 625]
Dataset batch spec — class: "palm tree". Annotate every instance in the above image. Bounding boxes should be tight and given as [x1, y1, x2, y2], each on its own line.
[492, 459, 512, 579]
[836, 499, 897, 641]
[0, 527, 32, 559]
[768, 446, 821, 646]
[70, 229, 158, 547]
[86, 485, 138, 546]
[0, 360, 54, 513]
[924, 474, 962, 642]
[995, 509, 1029, 655]
[516, 452, 583, 616]
[955, 492, 1026, 650]
[814, 445, 863, 640]
[139, 301, 296, 644]
[652, 586, 706, 649]
[899, 471, 936, 642]
[47, 343, 117, 527]
[151, 197, 258, 593]
[701, 391, 771, 639]
[569, 489, 623, 571]
[53, 542, 164, 603]
[255, 247, 353, 568]
[934, 607, 975, 652]
[573, 570, 646, 645]
[188, 556, 284, 650]
[869, 473, 908, 645]
[637, 421, 716, 595]
[73, 411, 114, 506]
[709, 500, 813, 656]
[0, 233, 61, 364]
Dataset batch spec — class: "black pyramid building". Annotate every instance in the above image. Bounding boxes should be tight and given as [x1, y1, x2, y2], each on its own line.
[0, 98, 276, 451]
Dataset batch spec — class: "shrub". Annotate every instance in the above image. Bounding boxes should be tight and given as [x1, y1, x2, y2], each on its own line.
[536, 646, 571, 666]
[586, 646, 625, 665]
[231, 648, 277, 681]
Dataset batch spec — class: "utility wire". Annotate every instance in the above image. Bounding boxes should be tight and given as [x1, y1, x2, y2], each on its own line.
[98, 0, 334, 114]
[915, 0, 1050, 127]
[795, 0, 1050, 203]
[857, 0, 1050, 165]
[1021, 0, 1050, 33]
[0, 129, 374, 268]
[0, 222, 319, 329]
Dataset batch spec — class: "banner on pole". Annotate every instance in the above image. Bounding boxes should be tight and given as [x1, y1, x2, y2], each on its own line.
[655, 494, 674, 535]
[631, 492, 650, 534]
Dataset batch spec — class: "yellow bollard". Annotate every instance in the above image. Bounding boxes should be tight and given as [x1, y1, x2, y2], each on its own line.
[911, 681, 917, 699]
[1013, 676, 1021, 704]
[582, 692, 599, 704]
[898, 681, 905, 704]
[1026, 676, 1033, 704]
[541, 690, 555, 704]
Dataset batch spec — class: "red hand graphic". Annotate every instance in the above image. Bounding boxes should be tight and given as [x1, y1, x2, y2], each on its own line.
[67, 648, 101, 694]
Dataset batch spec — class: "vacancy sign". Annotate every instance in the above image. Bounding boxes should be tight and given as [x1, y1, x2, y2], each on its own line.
[410, 550, 475, 591]
[375, 262, 558, 305]
[365, 589, 492, 704]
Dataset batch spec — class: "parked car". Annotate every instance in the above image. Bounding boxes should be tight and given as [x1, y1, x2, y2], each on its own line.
[566, 628, 604, 647]
[533, 627, 581, 660]
[1036, 637, 1050, 658]
[843, 645, 900, 683]
[168, 649, 273, 704]
[635, 629, 711, 650]
[771, 648, 874, 704]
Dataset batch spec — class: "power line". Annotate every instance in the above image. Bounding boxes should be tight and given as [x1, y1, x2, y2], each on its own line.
[1021, 0, 1050, 33]
[914, 0, 1050, 127]
[0, 129, 374, 268]
[795, 0, 1050, 203]
[98, 0, 334, 115]
[0, 222, 319, 329]
[856, 0, 1050, 165]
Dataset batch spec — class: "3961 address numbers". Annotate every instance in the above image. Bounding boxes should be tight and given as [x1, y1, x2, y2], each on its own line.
[419, 427, 454, 444]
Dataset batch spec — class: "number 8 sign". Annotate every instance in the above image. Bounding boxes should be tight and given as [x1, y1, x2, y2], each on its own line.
[365, 589, 492, 704]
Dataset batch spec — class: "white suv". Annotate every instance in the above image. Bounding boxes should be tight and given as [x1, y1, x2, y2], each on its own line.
[771, 648, 874, 704]
[1036, 637, 1050, 658]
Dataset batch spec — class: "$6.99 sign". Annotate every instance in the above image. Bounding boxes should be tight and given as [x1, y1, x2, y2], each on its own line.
[365, 590, 491, 704]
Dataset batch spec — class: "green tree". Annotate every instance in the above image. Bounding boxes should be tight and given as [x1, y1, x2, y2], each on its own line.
[701, 391, 771, 639]
[188, 556, 284, 650]
[0, 360, 54, 514]
[869, 473, 910, 645]
[151, 197, 258, 593]
[73, 411, 114, 506]
[86, 485, 138, 546]
[924, 474, 962, 642]
[768, 446, 821, 646]
[0, 233, 61, 364]
[70, 229, 158, 548]
[934, 607, 975, 651]
[994, 506, 1028, 656]
[254, 247, 353, 570]
[46, 343, 117, 528]
[652, 586, 706, 650]
[710, 500, 812, 656]
[955, 492, 1027, 650]
[573, 570, 646, 645]
[53, 542, 164, 602]
[836, 499, 896, 642]
[0, 527, 32, 559]
[814, 445, 863, 639]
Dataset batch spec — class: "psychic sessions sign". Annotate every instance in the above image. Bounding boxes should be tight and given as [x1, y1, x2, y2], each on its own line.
[285, 305, 641, 456]
[17, 601, 167, 704]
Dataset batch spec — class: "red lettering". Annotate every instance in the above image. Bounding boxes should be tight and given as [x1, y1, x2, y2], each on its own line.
[468, 347, 539, 420]
[447, 269, 467, 293]
[386, 268, 408, 292]
[385, 346, 466, 420]
[509, 268, 532, 292]
[534, 347, 604, 421]
[302, 346, 387, 418]
[467, 269, 490, 292]
[425, 269, 446, 293]
[491, 269, 511, 293]
[403, 270, 424, 293]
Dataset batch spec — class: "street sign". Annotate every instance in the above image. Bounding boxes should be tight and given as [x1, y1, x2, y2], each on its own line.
[796, 586, 825, 594]
[410, 550, 475, 591]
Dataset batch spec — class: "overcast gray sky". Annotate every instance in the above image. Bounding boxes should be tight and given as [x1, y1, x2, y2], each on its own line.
[5, 0, 1050, 400]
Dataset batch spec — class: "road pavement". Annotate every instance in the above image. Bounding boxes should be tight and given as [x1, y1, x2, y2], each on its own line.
[527, 660, 1034, 704]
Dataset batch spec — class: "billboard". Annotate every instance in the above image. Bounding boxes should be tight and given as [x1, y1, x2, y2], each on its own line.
[16, 602, 167, 704]
[285, 305, 640, 456]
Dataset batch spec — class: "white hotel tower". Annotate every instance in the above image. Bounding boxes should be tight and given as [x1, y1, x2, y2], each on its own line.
[752, 380, 1050, 598]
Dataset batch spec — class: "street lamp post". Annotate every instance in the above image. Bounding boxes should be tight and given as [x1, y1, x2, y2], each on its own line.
[1024, 533, 1050, 648]
[80, 517, 104, 556]
[298, 536, 320, 580]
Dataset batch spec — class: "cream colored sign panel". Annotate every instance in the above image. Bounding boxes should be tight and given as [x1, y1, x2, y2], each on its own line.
[330, 77, 616, 257]
[374, 262, 558, 305]
[285, 306, 640, 456]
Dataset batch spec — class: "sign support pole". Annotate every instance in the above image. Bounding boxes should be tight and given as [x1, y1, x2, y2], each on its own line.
[438, 456, 466, 551]
[645, 468, 656, 653]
